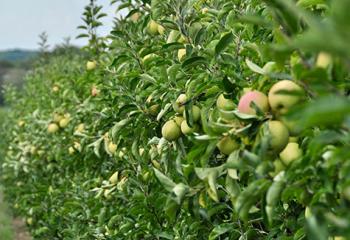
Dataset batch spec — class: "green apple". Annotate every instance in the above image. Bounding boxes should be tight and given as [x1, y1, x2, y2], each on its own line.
[268, 80, 303, 115]
[238, 90, 269, 115]
[183, 105, 201, 122]
[316, 52, 332, 68]
[147, 19, 159, 35]
[174, 115, 184, 126]
[267, 120, 289, 152]
[166, 30, 180, 43]
[279, 142, 302, 166]
[109, 171, 119, 184]
[178, 48, 186, 61]
[173, 94, 187, 114]
[157, 24, 165, 35]
[217, 136, 239, 155]
[148, 104, 160, 116]
[86, 60, 97, 70]
[216, 94, 235, 111]
[47, 123, 59, 133]
[59, 117, 70, 128]
[162, 120, 181, 141]
[180, 121, 199, 135]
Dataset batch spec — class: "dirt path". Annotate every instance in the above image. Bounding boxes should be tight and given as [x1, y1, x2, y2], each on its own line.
[0, 188, 31, 240]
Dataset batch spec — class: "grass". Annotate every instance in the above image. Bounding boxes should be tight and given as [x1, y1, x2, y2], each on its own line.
[0, 187, 14, 240]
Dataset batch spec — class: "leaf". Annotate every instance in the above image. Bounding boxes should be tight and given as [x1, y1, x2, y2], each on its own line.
[111, 119, 131, 140]
[245, 59, 265, 74]
[215, 32, 234, 56]
[153, 168, 176, 192]
[181, 56, 208, 69]
[208, 223, 233, 240]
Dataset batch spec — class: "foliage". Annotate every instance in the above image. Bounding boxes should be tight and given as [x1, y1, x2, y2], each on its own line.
[1, 0, 350, 239]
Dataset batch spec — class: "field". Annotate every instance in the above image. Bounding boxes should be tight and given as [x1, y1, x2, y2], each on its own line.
[0, 0, 350, 239]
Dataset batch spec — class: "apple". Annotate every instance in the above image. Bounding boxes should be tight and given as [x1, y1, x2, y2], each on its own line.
[181, 121, 199, 135]
[147, 19, 159, 35]
[238, 90, 269, 115]
[91, 85, 100, 97]
[268, 80, 303, 115]
[174, 116, 184, 126]
[201, 7, 209, 14]
[167, 30, 180, 43]
[162, 120, 181, 141]
[288, 137, 298, 143]
[178, 35, 188, 43]
[139, 148, 145, 156]
[279, 142, 302, 166]
[47, 123, 59, 133]
[18, 120, 25, 127]
[178, 48, 186, 61]
[269, 159, 286, 177]
[68, 146, 75, 155]
[86, 60, 97, 70]
[183, 105, 201, 122]
[148, 104, 160, 116]
[59, 117, 70, 128]
[109, 171, 119, 184]
[53, 113, 64, 123]
[267, 121, 289, 152]
[216, 94, 235, 111]
[157, 24, 165, 35]
[52, 85, 59, 92]
[173, 94, 187, 114]
[75, 123, 85, 133]
[130, 12, 141, 22]
[316, 52, 332, 68]
[108, 142, 117, 154]
[217, 136, 239, 155]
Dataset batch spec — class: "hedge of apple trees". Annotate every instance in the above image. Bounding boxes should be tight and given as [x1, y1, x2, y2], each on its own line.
[1, 0, 350, 239]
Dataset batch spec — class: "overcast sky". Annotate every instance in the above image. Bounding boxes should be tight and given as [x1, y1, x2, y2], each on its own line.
[0, 0, 116, 50]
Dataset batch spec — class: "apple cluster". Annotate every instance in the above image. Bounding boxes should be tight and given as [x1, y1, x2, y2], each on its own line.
[162, 94, 202, 141]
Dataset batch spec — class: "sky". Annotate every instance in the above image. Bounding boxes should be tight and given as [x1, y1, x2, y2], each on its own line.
[0, 0, 116, 50]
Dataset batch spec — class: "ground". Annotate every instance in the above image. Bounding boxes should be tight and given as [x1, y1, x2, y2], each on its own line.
[0, 188, 31, 240]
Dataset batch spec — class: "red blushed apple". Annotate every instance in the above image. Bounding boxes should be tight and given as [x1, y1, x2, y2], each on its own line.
[238, 91, 269, 115]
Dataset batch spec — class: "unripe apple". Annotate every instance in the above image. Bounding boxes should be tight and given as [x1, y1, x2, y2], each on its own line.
[53, 113, 64, 123]
[178, 35, 188, 43]
[86, 60, 97, 70]
[47, 123, 59, 133]
[173, 94, 187, 114]
[178, 48, 186, 61]
[216, 94, 235, 111]
[18, 120, 25, 127]
[52, 85, 59, 92]
[167, 30, 180, 43]
[267, 121, 289, 152]
[238, 91, 269, 115]
[157, 24, 165, 35]
[91, 85, 100, 97]
[59, 117, 70, 128]
[148, 104, 160, 116]
[75, 123, 85, 133]
[147, 20, 159, 35]
[288, 136, 298, 143]
[279, 142, 302, 166]
[74, 142, 82, 152]
[316, 52, 332, 68]
[162, 120, 181, 141]
[281, 117, 301, 136]
[268, 80, 303, 115]
[130, 12, 141, 22]
[269, 159, 285, 177]
[174, 116, 184, 126]
[109, 171, 119, 184]
[107, 142, 117, 155]
[181, 121, 199, 135]
[26, 217, 33, 225]
[201, 7, 209, 14]
[183, 105, 201, 122]
[68, 146, 75, 155]
[217, 136, 239, 155]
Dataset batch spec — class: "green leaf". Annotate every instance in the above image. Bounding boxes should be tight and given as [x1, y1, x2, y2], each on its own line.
[215, 32, 234, 56]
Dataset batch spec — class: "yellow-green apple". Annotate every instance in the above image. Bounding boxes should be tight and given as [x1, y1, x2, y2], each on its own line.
[86, 60, 97, 70]
[173, 94, 187, 114]
[178, 48, 186, 61]
[267, 120, 289, 152]
[47, 123, 59, 133]
[162, 120, 181, 141]
[183, 105, 201, 122]
[316, 52, 332, 68]
[216, 94, 235, 111]
[279, 142, 302, 166]
[268, 80, 303, 115]
[217, 136, 239, 155]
